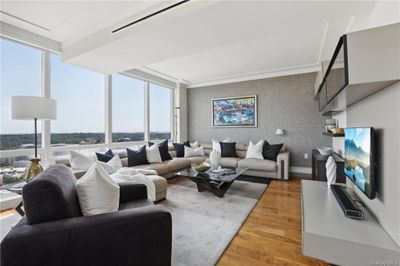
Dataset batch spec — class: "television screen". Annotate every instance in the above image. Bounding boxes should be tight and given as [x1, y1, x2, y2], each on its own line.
[344, 127, 375, 199]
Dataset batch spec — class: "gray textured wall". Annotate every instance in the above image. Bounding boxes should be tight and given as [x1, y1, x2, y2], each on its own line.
[187, 72, 331, 167]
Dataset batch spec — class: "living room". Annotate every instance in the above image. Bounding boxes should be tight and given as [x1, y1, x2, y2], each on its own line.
[0, 1, 399, 266]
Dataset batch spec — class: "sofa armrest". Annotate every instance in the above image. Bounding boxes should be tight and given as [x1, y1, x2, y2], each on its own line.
[1, 206, 171, 266]
[118, 182, 148, 203]
[277, 151, 290, 180]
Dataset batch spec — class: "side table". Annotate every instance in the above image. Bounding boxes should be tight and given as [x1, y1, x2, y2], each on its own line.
[2, 182, 26, 216]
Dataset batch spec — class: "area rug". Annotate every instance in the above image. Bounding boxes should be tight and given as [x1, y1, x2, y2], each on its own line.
[159, 176, 270, 266]
[0, 212, 21, 241]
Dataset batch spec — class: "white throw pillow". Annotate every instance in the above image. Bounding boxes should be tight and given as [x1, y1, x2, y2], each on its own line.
[107, 154, 123, 171]
[245, 140, 264, 159]
[212, 138, 232, 153]
[190, 141, 199, 148]
[146, 143, 162, 163]
[69, 151, 95, 171]
[76, 162, 120, 216]
[98, 155, 123, 175]
[184, 146, 205, 157]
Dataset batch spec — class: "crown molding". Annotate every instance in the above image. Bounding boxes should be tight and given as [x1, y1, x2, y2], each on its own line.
[187, 63, 320, 88]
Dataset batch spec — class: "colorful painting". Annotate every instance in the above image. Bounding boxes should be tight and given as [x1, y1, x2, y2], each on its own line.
[212, 95, 257, 127]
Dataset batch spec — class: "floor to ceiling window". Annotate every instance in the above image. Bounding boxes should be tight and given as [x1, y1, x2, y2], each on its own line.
[0, 39, 43, 168]
[112, 74, 145, 142]
[50, 54, 105, 146]
[149, 83, 172, 140]
[1, 38, 176, 170]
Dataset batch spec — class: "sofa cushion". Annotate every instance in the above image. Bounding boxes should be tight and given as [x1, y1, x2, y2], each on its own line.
[220, 142, 237, 157]
[167, 158, 191, 171]
[172, 141, 190, 157]
[146, 143, 162, 163]
[238, 158, 277, 172]
[212, 138, 232, 153]
[76, 162, 120, 216]
[23, 165, 82, 225]
[220, 157, 240, 168]
[184, 146, 205, 157]
[69, 151, 95, 171]
[127, 146, 149, 167]
[95, 149, 114, 162]
[158, 140, 173, 161]
[262, 143, 284, 161]
[132, 163, 170, 176]
[245, 140, 264, 159]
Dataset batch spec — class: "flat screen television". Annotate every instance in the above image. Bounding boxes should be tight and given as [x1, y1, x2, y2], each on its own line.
[344, 127, 376, 199]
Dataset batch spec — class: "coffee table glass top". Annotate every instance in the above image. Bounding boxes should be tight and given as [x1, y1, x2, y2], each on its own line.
[176, 167, 248, 183]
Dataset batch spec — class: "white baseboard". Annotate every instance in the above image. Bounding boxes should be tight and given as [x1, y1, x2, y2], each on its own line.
[290, 167, 312, 174]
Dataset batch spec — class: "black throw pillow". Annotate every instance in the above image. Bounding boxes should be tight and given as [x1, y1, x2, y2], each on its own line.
[149, 139, 172, 161]
[127, 146, 149, 167]
[172, 141, 190, 158]
[262, 143, 283, 161]
[95, 149, 114, 162]
[220, 142, 237, 157]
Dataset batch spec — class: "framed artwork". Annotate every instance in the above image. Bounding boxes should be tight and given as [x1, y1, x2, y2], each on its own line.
[212, 95, 257, 127]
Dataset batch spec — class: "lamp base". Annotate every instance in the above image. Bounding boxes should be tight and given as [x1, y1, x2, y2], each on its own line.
[25, 158, 43, 182]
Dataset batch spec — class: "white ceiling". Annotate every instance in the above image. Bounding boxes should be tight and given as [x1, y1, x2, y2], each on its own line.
[0, 1, 166, 46]
[1, 1, 392, 87]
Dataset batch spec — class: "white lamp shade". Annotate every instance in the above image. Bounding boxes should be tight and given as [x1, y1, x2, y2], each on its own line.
[11, 96, 57, 120]
[275, 129, 285, 135]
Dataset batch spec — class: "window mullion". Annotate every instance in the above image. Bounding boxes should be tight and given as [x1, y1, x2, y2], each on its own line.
[144, 81, 150, 141]
[41, 51, 51, 166]
[105, 75, 112, 147]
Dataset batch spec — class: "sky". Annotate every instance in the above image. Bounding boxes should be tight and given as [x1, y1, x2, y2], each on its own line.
[1, 38, 171, 134]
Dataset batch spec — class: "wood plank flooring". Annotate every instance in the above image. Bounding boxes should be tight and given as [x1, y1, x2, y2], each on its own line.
[217, 178, 329, 266]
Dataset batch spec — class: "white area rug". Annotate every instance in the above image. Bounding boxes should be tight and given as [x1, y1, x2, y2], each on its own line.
[159, 177, 268, 266]
[0, 212, 21, 241]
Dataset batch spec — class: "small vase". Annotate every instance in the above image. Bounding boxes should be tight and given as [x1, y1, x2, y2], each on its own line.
[326, 156, 337, 189]
[210, 150, 221, 171]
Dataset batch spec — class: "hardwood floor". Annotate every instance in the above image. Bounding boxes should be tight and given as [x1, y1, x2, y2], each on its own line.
[217, 178, 329, 266]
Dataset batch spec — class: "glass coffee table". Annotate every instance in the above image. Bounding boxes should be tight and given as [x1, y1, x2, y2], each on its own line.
[175, 167, 248, 198]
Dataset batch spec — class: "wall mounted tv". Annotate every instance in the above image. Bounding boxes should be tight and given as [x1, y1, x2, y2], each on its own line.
[344, 127, 376, 199]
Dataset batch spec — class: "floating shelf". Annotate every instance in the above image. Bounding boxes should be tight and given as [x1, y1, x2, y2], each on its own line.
[323, 132, 344, 137]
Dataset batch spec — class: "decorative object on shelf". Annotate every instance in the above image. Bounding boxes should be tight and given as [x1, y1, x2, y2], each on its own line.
[275, 128, 285, 136]
[329, 127, 344, 134]
[11, 96, 57, 182]
[325, 118, 336, 133]
[209, 150, 221, 170]
[325, 156, 337, 188]
[317, 147, 333, 156]
[191, 162, 210, 172]
[212, 95, 257, 127]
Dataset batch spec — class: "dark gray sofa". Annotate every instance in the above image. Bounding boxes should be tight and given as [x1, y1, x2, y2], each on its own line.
[0, 165, 172, 266]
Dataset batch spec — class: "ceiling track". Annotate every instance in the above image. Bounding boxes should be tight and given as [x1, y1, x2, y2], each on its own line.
[0, 10, 50, 31]
[112, 0, 190, 34]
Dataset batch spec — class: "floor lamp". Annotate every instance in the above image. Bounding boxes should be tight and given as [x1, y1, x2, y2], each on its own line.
[11, 96, 57, 181]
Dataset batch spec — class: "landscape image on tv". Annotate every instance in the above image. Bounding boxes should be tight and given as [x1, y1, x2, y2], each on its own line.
[344, 128, 373, 197]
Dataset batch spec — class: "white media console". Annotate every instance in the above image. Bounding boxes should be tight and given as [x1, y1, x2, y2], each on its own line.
[301, 180, 400, 265]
